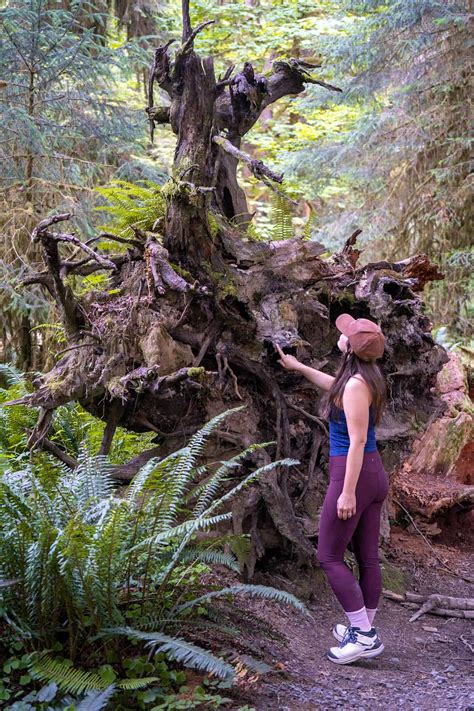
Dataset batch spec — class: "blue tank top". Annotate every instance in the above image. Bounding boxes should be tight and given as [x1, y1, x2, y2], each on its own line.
[329, 403, 377, 456]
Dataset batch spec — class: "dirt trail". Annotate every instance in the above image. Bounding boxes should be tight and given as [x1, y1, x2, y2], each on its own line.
[226, 530, 473, 711]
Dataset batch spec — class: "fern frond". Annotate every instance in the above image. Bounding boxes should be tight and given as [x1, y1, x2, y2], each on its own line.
[117, 676, 160, 690]
[302, 208, 317, 241]
[76, 685, 116, 711]
[125, 451, 183, 503]
[163, 406, 247, 528]
[149, 407, 249, 581]
[29, 656, 110, 694]
[103, 627, 235, 680]
[176, 547, 240, 572]
[0, 362, 24, 385]
[201, 457, 299, 518]
[74, 443, 116, 508]
[29, 655, 157, 698]
[94, 180, 166, 240]
[270, 190, 294, 241]
[176, 584, 311, 616]
[190, 441, 275, 517]
[128, 512, 233, 553]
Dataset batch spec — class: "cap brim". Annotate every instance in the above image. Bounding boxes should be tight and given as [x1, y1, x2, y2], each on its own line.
[335, 313, 355, 336]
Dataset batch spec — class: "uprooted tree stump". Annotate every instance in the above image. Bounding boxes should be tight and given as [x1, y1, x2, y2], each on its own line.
[7, 2, 451, 578]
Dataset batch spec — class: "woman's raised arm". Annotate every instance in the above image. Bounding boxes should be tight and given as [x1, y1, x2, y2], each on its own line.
[275, 343, 335, 391]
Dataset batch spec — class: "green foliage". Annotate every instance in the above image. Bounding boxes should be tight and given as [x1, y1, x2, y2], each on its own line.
[0, 404, 304, 706]
[95, 180, 167, 244]
[28, 654, 159, 695]
[0, 375, 155, 479]
[269, 192, 294, 241]
[0, 0, 151, 197]
[0, 366, 37, 472]
[0, 0, 164, 369]
[29, 656, 119, 696]
[276, 0, 472, 336]
[101, 629, 235, 681]
[175, 584, 310, 617]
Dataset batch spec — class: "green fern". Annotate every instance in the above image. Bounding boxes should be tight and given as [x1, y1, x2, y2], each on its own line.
[0, 403, 305, 691]
[28, 655, 158, 695]
[302, 207, 317, 241]
[175, 547, 240, 572]
[0, 362, 23, 385]
[29, 656, 114, 695]
[270, 189, 294, 241]
[189, 441, 274, 517]
[94, 179, 166, 241]
[75, 685, 116, 711]
[200, 457, 299, 519]
[116, 676, 161, 690]
[175, 584, 311, 617]
[103, 628, 235, 681]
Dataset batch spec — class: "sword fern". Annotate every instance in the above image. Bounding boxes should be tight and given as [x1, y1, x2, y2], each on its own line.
[0, 406, 306, 694]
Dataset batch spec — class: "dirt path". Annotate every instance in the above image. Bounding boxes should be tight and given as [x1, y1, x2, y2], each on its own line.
[224, 530, 473, 711]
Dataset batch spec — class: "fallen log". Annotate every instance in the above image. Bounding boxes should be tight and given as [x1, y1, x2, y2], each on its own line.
[383, 589, 474, 620]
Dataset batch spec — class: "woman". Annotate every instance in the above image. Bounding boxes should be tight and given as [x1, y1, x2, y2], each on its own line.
[276, 313, 389, 665]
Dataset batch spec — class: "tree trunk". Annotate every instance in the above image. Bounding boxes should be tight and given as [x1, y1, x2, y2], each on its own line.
[12, 2, 452, 579]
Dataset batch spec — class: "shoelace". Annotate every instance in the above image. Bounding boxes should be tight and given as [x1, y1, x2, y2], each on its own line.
[340, 625, 358, 647]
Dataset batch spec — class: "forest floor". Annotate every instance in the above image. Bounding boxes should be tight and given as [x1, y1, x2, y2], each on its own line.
[203, 525, 474, 711]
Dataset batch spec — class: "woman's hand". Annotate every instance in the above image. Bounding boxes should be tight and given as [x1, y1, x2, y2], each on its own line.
[275, 343, 301, 372]
[337, 492, 356, 520]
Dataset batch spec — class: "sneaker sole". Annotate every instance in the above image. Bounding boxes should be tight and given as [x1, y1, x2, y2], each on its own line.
[327, 642, 385, 665]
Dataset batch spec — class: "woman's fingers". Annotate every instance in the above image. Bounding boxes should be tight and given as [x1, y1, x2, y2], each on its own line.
[337, 508, 356, 519]
[275, 344, 286, 368]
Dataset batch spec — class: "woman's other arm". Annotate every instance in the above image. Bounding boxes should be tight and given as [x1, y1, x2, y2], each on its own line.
[275, 343, 335, 391]
[336, 378, 371, 519]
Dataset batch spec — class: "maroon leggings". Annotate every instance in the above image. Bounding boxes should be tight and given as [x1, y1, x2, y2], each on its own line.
[316, 450, 389, 612]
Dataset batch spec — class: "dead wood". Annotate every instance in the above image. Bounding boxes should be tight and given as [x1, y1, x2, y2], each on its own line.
[383, 589, 474, 621]
[11, 2, 456, 579]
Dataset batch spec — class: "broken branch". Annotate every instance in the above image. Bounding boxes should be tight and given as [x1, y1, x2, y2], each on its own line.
[213, 135, 283, 184]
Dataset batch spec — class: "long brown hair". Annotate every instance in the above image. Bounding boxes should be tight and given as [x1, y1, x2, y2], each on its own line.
[322, 343, 387, 425]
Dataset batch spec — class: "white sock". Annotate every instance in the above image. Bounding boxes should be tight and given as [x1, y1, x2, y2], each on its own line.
[366, 607, 377, 625]
[345, 605, 371, 632]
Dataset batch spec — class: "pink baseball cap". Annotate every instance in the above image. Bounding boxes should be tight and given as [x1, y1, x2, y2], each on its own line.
[335, 313, 385, 360]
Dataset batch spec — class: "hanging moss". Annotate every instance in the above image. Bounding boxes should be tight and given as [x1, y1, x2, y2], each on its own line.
[207, 212, 220, 242]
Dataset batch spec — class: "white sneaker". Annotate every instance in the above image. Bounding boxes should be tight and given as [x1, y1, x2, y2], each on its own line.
[332, 622, 378, 643]
[327, 625, 384, 665]
[332, 623, 348, 643]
